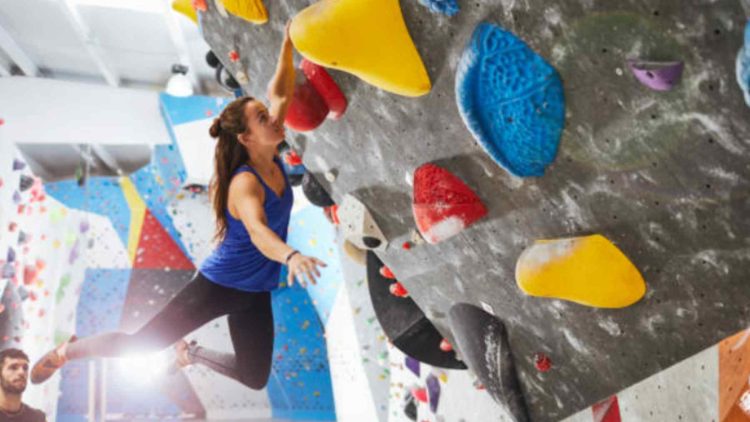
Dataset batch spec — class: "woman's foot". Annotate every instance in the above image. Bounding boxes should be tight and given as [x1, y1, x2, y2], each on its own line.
[31, 335, 76, 384]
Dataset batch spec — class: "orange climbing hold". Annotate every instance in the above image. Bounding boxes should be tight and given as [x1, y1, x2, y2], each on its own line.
[192, 0, 207, 11]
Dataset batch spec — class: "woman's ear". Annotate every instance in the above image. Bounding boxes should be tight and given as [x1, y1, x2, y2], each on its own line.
[237, 131, 251, 146]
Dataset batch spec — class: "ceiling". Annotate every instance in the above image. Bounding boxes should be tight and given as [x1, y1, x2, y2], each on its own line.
[0, 0, 223, 94]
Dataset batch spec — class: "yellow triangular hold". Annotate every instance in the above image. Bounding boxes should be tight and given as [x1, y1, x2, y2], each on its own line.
[221, 0, 268, 24]
[515, 234, 646, 309]
[289, 0, 431, 97]
[172, 0, 197, 23]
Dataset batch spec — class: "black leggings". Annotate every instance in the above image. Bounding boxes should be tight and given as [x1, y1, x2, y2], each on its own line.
[66, 273, 274, 390]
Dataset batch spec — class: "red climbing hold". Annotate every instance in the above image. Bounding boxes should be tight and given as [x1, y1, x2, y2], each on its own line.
[300, 59, 348, 119]
[411, 387, 428, 403]
[534, 352, 552, 372]
[0, 118, 4, 126]
[389, 282, 409, 298]
[191, 0, 207, 12]
[412, 163, 487, 244]
[439, 338, 453, 352]
[402, 241, 412, 250]
[592, 395, 621, 422]
[284, 150, 303, 166]
[329, 205, 340, 225]
[228, 50, 240, 63]
[285, 74, 329, 132]
[379, 265, 396, 279]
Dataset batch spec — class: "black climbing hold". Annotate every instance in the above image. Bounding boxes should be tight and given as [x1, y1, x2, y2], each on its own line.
[362, 236, 382, 249]
[19, 175, 33, 192]
[448, 303, 529, 422]
[205, 50, 220, 68]
[367, 251, 466, 369]
[288, 173, 303, 187]
[302, 172, 335, 207]
[403, 391, 417, 421]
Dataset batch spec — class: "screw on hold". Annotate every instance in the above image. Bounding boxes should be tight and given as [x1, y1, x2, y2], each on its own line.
[402, 241, 412, 250]
[229, 50, 240, 63]
[379, 265, 395, 279]
[534, 352, 552, 372]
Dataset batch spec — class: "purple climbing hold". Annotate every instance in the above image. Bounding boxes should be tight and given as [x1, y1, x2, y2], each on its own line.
[12, 159, 25, 171]
[417, 0, 459, 17]
[426, 373, 441, 413]
[7, 248, 15, 263]
[405, 355, 421, 377]
[627, 60, 684, 92]
[12, 191, 21, 204]
[1, 263, 14, 279]
[68, 240, 80, 264]
[80, 220, 90, 233]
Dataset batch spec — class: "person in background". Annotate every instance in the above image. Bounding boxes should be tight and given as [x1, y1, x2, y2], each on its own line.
[0, 349, 45, 422]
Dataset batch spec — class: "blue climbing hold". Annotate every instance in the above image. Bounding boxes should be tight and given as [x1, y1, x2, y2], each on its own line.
[736, 20, 750, 107]
[456, 23, 565, 178]
[417, 0, 459, 17]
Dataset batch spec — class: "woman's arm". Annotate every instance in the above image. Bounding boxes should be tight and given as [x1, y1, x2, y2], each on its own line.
[267, 22, 296, 124]
[231, 174, 326, 286]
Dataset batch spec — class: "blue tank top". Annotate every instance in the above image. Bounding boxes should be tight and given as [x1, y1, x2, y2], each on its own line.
[200, 156, 294, 292]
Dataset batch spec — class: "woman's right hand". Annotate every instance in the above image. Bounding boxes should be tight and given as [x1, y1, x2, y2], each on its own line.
[287, 253, 327, 287]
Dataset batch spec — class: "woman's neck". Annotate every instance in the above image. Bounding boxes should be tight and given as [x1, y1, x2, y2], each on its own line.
[247, 144, 277, 171]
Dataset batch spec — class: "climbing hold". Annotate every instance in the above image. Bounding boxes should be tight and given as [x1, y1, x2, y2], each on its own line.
[286, 73, 330, 132]
[515, 234, 646, 309]
[7, 248, 16, 263]
[171, 0, 198, 23]
[289, 0, 431, 97]
[17, 231, 29, 245]
[412, 387, 428, 403]
[342, 239, 366, 265]
[324, 170, 337, 183]
[402, 241, 412, 250]
[389, 282, 409, 298]
[286, 60, 347, 131]
[417, 0, 459, 16]
[283, 150, 303, 167]
[192, 0, 207, 12]
[23, 265, 37, 286]
[12, 159, 25, 171]
[737, 20, 750, 107]
[301, 59, 347, 119]
[627, 59, 684, 92]
[592, 395, 621, 422]
[449, 303, 530, 421]
[228, 50, 240, 63]
[412, 163, 487, 244]
[338, 194, 388, 252]
[439, 338, 452, 352]
[221, 0, 267, 24]
[327, 204, 340, 225]
[379, 265, 396, 280]
[19, 175, 33, 192]
[235, 70, 249, 85]
[534, 352, 551, 372]
[7, 222, 17, 232]
[426, 373, 441, 413]
[12, 192, 21, 204]
[403, 391, 418, 421]
[301, 172, 335, 207]
[456, 23, 565, 177]
[405, 356, 421, 376]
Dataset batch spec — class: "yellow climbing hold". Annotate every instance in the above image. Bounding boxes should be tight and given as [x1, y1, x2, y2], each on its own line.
[221, 0, 268, 24]
[515, 234, 646, 309]
[171, 0, 197, 23]
[289, 0, 431, 97]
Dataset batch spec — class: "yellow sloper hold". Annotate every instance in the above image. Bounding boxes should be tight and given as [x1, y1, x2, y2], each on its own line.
[120, 177, 147, 265]
[172, 0, 197, 23]
[289, 0, 431, 97]
[515, 234, 646, 309]
[221, 0, 268, 24]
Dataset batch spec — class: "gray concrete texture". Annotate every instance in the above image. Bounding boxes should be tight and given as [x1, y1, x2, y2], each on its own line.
[200, 1, 750, 420]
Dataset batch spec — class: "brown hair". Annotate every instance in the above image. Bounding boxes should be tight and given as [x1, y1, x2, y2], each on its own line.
[209, 96, 255, 242]
[0, 348, 28, 370]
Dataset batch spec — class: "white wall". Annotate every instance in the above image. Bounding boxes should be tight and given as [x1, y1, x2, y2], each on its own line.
[0, 76, 169, 145]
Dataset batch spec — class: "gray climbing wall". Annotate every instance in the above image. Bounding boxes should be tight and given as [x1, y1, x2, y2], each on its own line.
[200, 1, 750, 420]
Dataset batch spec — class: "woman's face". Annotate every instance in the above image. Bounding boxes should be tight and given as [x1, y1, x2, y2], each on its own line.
[241, 100, 285, 146]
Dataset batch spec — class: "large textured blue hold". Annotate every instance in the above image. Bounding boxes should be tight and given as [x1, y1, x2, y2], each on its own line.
[736, 20, 750, 107]
[417, 0, 459, 16]
[456, 23, 565, 177]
